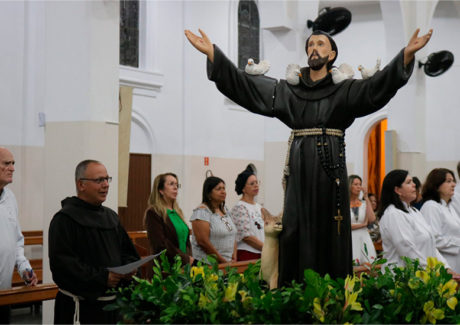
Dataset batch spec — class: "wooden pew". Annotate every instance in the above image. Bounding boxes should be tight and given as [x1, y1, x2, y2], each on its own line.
[0, 284, 58, 306]
[218, 260, 258, 274]
[216, 259, 383, 277]
[374, 241, 383, 252]
[23, 231, 43, 246]
[127, 230, 148, 244]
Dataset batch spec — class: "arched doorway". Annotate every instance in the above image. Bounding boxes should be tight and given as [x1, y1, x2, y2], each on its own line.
[367, 118, 387, 199]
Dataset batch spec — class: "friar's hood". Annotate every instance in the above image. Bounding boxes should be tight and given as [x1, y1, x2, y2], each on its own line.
[58, 196, 118, 229]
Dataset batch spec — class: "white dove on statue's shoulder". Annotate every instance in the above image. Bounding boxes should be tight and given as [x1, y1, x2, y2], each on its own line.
[245, 58, 270, 75]
[286, 63, 302, 85]
[330, 63, 355, 84]
[358, 58, 381, 79]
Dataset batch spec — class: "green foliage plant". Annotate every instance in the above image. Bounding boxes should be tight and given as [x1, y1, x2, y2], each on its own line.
[106, 253, 460, 324]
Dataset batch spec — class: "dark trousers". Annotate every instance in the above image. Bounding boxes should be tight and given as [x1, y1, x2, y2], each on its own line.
[0, 305, 10, 324]
[54, 292, 118, 324]
[237, 249, 261, 261]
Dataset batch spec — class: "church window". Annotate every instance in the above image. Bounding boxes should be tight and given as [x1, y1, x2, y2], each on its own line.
[120, 0, 139, 67]
[238, 0, 260, 69]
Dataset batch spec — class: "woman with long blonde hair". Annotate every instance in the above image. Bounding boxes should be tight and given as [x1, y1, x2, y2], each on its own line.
[144, 173, 193, 265]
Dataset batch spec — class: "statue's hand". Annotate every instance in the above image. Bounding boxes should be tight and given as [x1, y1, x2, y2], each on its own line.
[404, 28, 433, 66]
[184, 28, 214, 63]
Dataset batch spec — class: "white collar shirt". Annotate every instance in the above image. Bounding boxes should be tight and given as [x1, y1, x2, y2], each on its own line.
[0, 187, 31, 289]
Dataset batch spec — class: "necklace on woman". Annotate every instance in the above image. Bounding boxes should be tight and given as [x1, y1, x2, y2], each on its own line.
[220, 215, 233, 232]
[350, 199, 361, 222]
[351, 207, 359, 222]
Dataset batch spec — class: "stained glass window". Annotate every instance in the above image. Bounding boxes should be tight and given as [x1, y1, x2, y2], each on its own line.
[120, 0, 139, 67]
[238, 1, 260, 69]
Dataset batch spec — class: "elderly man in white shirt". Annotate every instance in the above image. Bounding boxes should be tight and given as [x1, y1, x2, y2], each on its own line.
[450, 162, 460, 217]
[0, 147, 37, 323]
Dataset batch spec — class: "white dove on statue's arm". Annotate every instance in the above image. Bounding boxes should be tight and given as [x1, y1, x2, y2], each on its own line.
[330, 63, 355, 84]
[286, 64, 301, 85]
[358, 58, 381, 79]
[245, 58, 270, 75]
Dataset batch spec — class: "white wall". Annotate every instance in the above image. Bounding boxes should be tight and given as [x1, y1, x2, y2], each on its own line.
[425, 1, 460, 162]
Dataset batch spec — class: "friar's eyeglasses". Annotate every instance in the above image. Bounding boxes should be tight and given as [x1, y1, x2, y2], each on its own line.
[80, 177, 112, 184]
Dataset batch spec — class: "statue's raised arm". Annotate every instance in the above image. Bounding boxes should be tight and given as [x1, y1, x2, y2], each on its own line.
[403, 28, 433, 66]
[184, 29, 214, 63]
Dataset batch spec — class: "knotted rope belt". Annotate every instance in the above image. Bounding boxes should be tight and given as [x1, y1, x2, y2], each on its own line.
[59, 289, 116, 325]
[283, 128, 344, 178]
[282, 127, 346, 235]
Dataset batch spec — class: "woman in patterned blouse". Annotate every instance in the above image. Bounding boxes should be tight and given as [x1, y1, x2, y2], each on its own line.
[190, 176, 237, 263]
[230, 165, 265, 261]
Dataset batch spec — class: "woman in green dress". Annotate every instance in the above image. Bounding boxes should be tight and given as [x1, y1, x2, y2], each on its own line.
[144, 173, 194, 265]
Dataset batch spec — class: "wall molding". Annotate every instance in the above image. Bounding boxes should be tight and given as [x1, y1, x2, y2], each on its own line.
[131, 107, 155, 155]
[119, 66, 164, 98]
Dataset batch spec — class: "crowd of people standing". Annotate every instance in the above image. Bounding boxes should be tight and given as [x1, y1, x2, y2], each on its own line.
[146, 162, 460, 279]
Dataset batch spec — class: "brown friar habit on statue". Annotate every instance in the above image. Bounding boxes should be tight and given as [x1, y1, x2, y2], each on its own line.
[206, 45, 414, 287]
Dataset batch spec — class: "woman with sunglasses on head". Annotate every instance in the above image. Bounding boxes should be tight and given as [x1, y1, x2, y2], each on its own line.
[378, 170, 451, 272]
[230, 165, 264, 261]
[144, 173, 193, 265]
[191, 176, 237, 264]
[420, 168, 460, 273]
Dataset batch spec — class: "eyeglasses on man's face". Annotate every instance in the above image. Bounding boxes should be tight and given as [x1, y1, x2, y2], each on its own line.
[80, 176, 112, 184]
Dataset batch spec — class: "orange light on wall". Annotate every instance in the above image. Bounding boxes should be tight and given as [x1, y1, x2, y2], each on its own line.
[367, 118, 387, 199]
[204, 157, 209, 166]
[379, 119, 387, 189]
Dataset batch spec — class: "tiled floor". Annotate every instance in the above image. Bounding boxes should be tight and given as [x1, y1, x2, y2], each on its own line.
[10, 305, 41, 324]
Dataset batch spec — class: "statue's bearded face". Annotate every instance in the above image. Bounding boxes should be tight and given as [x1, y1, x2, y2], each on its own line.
[307, 35, 336, 71]
[308, 52, 330, 71]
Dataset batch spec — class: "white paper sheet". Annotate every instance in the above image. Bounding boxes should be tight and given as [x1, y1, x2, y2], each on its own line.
[107, 252, 161, 274]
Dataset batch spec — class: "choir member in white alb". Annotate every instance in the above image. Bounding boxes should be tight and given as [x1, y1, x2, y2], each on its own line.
[378, 169, 454, 274]
[420, 168, 460, 273]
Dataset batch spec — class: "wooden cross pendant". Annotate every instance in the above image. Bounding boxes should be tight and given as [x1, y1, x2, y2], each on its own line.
[334, 209, 343, 235]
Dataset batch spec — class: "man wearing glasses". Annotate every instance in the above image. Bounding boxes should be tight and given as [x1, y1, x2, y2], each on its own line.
[49, 159, 139, 324]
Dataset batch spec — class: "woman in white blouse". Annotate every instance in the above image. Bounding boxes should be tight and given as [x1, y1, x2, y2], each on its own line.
[349, 175, 376, 264]
[379, 169, 450, 271]
[230, 165, 264, 261]
[191, 176, 237, 264]
[420, 168, 460, 273]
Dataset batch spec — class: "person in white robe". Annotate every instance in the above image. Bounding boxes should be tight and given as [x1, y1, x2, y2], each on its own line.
[420, 168, 460, 273]
[450, 162, 460, 217]
[378, 169, 451, 272]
